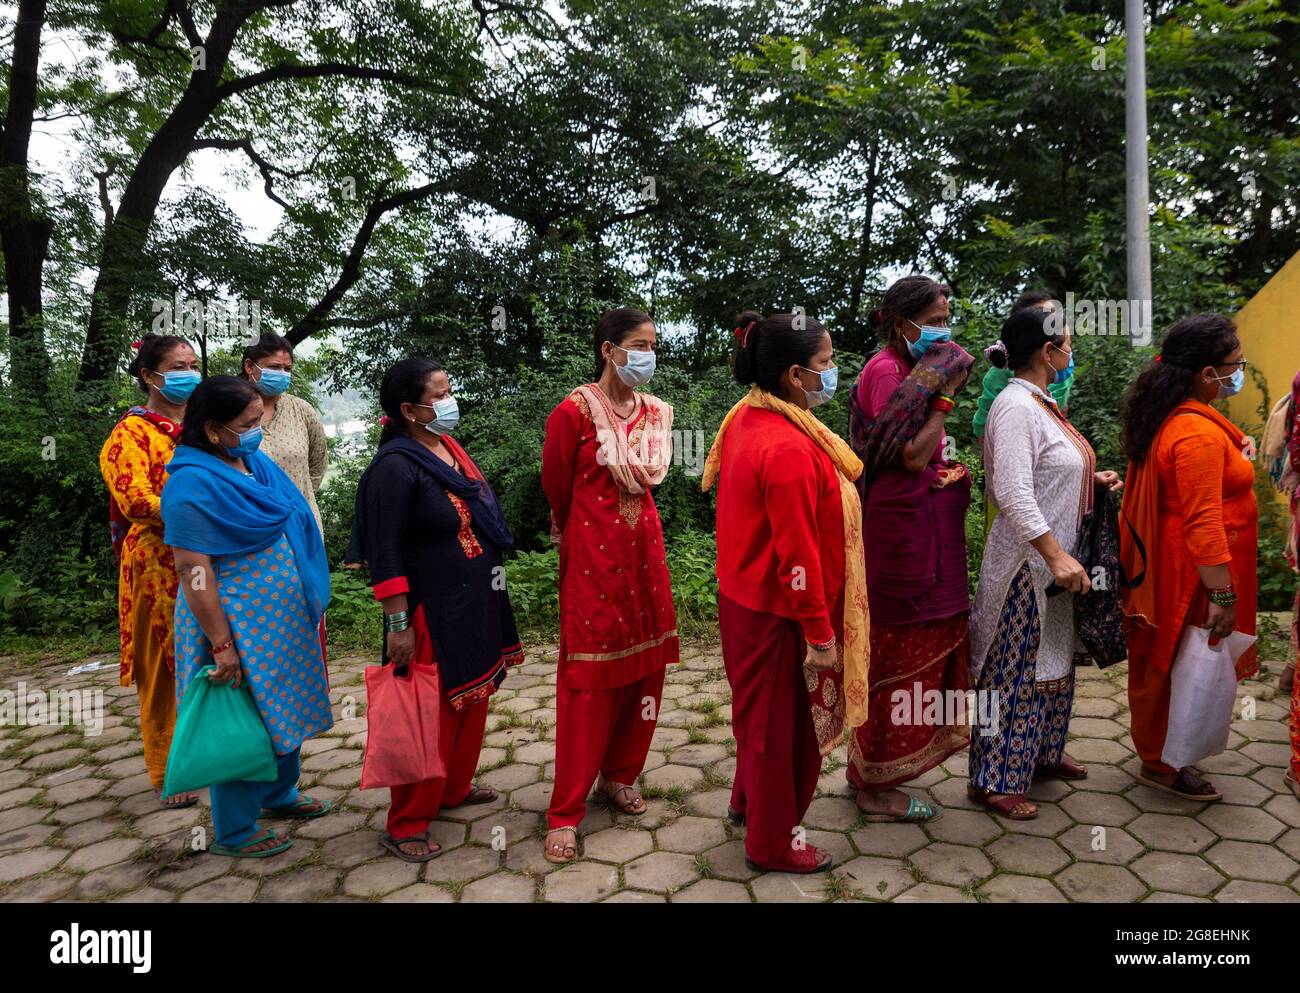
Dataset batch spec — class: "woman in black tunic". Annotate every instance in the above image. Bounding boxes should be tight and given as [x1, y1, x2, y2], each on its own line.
[349, 357, 523, 861]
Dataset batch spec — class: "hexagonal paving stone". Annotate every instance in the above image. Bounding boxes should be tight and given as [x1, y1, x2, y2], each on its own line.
[668, 744, 729, 767]
[381, 883, 455, 903]
[1060, 791, 1139, 827]
[850, 821, 929, 858]
[978, 874, 1067, 903]
[257, 866, 339, 902]
[909, 843, 994, 887]
[63, 838, 144, 873]
[603, 890, 667, 903]
[683, 788, 731, 820]
[1203, 840, 1299, 882]
[838, 856, 916, 900]
[179, 875, 260, 903]
[424, 845, 501, 883]
[750, 871, 832, 903]
[0, 847, 67, 882]
[1213, 880, 1300, 903]
[582, 827, 654, 863]
[1056, 824, 1144, 865]
[655, 816, 727, 854]
[1143, 891, 1211, 903]
[543, 862, 620, 902]
[925, 808, 1003, 847]
[641, 764, 703, 792]
[623, 851, 700, 893]
[1128, 812, 1217, 853]
[986, 834, 1069, 875]
[1197, 804, 1285, 843]
[342, 860, 422, 898]
[893, 883, 975, 903]
[1055, 863, 1146, 902]
[477, 763, 542, 792]
[461, 873, 537, 902]
[672, 879, 751, 903]
[1129, 852, 1224, 896]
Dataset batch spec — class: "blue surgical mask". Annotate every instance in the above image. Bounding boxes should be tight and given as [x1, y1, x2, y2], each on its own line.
[415, 397, 460, 435]
[799, 365, 838, 408]
[1213, 367, 1245, 399]
[221, 424, 263, 457]
[613, 344, 657, 387]
[1052, 345, 1075, 385]
[253, 365, 291, 396]
[905, 320, 951, 360]
[155, 369, 201, 403]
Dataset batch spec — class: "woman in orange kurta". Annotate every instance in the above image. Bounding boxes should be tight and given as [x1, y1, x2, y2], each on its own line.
[540, 307, 679, 864]
[98, 334, 201, 807]
[1119, 314, 1256, 802]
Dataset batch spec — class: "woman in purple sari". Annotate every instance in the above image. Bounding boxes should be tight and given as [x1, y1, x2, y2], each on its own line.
[847, 275, 975, 821]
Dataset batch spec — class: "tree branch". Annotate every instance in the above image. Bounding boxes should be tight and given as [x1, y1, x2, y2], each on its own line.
[190, 136, 307, 209]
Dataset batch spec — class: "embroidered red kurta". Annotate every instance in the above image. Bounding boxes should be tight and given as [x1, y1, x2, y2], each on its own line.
[542, 391, 678, 690]
[713, 405, 846, 646]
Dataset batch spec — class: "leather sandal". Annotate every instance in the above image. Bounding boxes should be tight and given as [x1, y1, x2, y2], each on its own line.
[544, 827, 578, 864]
[967, 784, 1037, 820]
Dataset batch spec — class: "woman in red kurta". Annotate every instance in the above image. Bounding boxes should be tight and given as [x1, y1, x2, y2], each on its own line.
[1120, 315, 1257, 802]
[541, 307, 678, 863]
[702, 310, 868, 874]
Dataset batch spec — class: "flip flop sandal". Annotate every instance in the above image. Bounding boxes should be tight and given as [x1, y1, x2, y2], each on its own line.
[262, 796, 333, 819]
[443, 784, 497, 808]
[155, 791, 199, 810]
[210, 829, 292, 859]
[543, 828, 578, 865]
[967, 785, 1037, 820]
[860, 794, 942, 823]
[1136, 771, 1222, 802]
[726, 807, 746, 826]
[601, 784, 647, 816]
[380, 833, 442, 863]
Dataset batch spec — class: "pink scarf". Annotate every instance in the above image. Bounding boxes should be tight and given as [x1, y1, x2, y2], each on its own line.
[573, 384, 674, 494]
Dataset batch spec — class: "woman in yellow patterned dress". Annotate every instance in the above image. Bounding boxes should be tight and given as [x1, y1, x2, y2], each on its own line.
[98, 333, 200, 807]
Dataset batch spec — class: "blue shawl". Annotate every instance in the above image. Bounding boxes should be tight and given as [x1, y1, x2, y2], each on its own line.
[162, 446, 330, 626]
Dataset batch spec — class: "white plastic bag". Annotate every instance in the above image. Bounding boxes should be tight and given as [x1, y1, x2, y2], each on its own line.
[1161, 626, 1256, 770]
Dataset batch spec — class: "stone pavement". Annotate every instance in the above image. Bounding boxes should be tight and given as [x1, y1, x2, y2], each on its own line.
[1, 639, 1297, 904]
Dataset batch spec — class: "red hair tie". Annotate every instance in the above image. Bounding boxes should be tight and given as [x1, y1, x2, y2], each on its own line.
[1154, 354, 1162, 363]
[733, 320, 757, 348]
[131, 340, 143, 350]
[379, 415, 391, 427]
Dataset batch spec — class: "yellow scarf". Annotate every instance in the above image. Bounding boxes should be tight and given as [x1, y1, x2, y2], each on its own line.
[702, 386, 871, 729]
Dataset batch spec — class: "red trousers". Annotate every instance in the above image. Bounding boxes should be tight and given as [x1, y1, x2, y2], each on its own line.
[547, 667, 665, 829]
[386, 694, 489, 839]
[719, 593, 822, 864]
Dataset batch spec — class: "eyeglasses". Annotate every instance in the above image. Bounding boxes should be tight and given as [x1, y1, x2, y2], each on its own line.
[1219, 360, 1247, 371]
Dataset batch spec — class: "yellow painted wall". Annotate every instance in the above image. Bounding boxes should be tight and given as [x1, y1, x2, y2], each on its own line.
[1227, 250, 1300, 509]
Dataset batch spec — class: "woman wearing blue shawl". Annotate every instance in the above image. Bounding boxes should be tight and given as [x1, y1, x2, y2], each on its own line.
[162, 376, 334, 858]
[345, 358, 523, 862]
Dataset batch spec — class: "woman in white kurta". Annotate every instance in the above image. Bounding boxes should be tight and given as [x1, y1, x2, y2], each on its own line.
[967, 306, 1120, 819]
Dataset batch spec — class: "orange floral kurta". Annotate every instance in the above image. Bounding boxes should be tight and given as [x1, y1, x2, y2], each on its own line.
[99, 412, 180, 687]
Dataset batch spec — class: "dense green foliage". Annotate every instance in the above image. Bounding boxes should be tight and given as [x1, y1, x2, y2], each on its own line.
[3, 1, 1298, 650]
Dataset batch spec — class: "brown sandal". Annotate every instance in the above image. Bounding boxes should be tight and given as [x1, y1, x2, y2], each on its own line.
[1136, 767, 1222, 802]
[1037, 754, 1088, 781]
[968, 785, 1037, 820]
[597, 779, 647, 816]
[544, 827, 577, 864]
[444, 784, 497, 808]
[380, 833, 442, 863]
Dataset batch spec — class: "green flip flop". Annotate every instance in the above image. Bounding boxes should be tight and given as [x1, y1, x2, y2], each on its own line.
[210, 829, 292, 859]
[860, 795, 942, 823]
[261, 795, 332, 819]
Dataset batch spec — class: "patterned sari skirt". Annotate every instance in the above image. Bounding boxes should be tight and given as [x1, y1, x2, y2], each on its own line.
[847, 613, 970, 791]
[968, 563, 1074, 795]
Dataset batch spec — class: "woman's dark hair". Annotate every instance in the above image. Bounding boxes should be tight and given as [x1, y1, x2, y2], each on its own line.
[731, 310, 829, 394]
[1011, 288, 1055, 313]
[127, 333, 190, 394]
[179, 375, 259, 455]
[988, 305, 1065, 370]
[378, 357, 444, 447]
[240, 333, 294, 377]
[1121, 313, 1240, 464]
[593, 307, 652, 380]
[867, 275, 949, 344]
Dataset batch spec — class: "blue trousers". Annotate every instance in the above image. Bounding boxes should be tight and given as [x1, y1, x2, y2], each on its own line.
[210, 748, 301, 847]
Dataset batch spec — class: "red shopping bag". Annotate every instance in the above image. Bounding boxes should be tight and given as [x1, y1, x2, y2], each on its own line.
[359, 662, 447, 789]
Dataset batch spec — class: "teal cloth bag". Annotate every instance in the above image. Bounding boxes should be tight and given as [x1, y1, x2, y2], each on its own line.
[162, 665, 278, 795]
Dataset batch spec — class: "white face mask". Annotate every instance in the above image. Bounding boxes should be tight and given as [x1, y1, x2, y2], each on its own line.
[411, 396, 460, 435]
[611, 343, 656, 386]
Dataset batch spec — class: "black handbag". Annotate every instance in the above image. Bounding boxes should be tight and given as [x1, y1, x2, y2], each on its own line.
[1070, 482, 1127, 668]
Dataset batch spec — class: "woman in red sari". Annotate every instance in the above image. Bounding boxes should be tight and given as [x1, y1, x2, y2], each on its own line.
[541, 307, 678, 863]
[1120, 315, 1257, 802]
[847, 275, 974, 821]
[702, 310, 868, 873]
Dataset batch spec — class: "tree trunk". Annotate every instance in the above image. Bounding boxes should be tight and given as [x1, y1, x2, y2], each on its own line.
[0, 0, 52, 396]
[77, 7, 254, 386]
